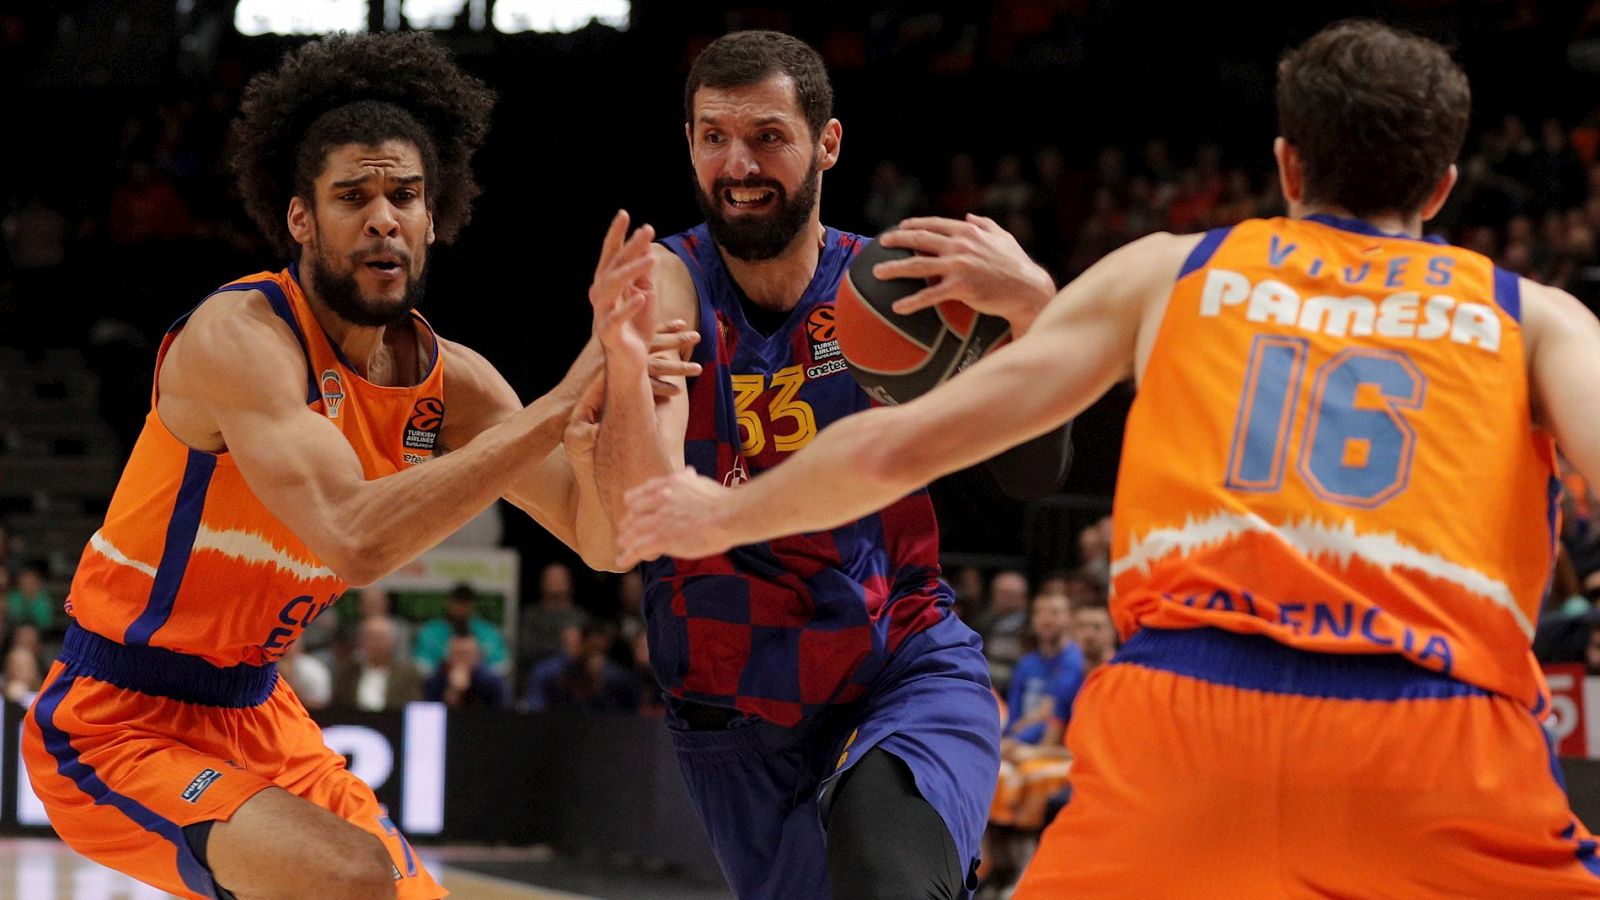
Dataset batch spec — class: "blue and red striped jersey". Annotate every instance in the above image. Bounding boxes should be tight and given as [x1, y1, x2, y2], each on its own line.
[642, 224, 952, 726]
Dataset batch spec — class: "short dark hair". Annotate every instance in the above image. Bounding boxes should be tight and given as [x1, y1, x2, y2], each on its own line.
[447, 583, 476, 604]
[229, 32, 495, 257]
[1073, 596, 1111, 616]
[684, 30, 833, 140]
[1276, 20, 1469, 218]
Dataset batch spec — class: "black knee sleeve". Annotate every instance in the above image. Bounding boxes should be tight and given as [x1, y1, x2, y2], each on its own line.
[182, 820, 239, 900]
[825, 748, 967, 900]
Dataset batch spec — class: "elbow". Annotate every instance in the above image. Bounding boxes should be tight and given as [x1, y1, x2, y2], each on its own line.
[321, 537, 392, 587]
[578, 547, 628, 574]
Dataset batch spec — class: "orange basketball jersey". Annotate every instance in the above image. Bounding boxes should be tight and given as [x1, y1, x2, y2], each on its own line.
[66, 264, 446, 666]
[1112, 214, 1558, 710]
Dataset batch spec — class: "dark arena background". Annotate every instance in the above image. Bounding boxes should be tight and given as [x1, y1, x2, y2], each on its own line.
[3, 1, 1600, 897]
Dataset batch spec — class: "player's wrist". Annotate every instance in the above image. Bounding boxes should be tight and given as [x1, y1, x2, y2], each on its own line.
[1005, 266, 1055, 338]
[713, 480, 755, 549]
[603, 347, 651, 379]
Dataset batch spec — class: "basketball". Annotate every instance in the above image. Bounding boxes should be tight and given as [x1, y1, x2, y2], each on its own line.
[833, 237, 1012, 405]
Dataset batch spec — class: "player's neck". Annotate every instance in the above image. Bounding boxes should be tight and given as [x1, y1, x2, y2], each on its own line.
[1289, 200, 1423, 238]
[720, 221, 827, 312]
[299, 272, 413, 385]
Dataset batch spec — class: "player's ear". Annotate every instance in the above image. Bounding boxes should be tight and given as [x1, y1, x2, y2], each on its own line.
[817, 118, 842, 172]
[1420, 164, 1458, 223]
[287, 196, 314, 246]
[1273, 137, 1303, 205]
[426, 211, 436, 245]
[684, 121, 693, 152]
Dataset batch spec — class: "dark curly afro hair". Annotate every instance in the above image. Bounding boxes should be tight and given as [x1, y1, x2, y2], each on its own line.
[229, 31, 495, 257]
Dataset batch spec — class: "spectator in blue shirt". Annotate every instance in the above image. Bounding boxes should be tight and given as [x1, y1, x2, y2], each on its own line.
[536, 621, 637, 713]
[423, 628, 508, 709]
[1004, 591, 1084, 748]
[524, 623, 582, 711]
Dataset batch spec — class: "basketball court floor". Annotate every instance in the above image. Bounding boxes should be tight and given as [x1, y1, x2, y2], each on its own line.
[0, 838, 734, 900]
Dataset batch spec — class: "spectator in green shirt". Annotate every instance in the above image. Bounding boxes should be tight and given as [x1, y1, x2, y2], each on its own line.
[7, 565, 55, 634]
[414, 583, 507, 674]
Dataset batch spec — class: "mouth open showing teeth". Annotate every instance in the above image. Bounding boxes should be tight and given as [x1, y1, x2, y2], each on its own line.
[365, 260, 401, 273]
[724, 187, 776, 209]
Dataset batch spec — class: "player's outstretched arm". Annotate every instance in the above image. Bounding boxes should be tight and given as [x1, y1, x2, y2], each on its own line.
[1524, 279, 1600, 488]
[414, 216, 698, 572]
[587, 214, 698, 552]
[437, 323, 697, 572]
[162, 295, 575, 586]
[617, 232, 1199, 563]
[877, 214, 1076, 499]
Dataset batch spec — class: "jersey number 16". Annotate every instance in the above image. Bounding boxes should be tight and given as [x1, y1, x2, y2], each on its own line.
[1225, 335, 1426, 508]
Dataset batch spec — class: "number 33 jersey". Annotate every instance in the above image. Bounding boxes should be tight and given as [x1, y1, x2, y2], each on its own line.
[643, 225, 952, 727]
[1112, 214, 1558, 710]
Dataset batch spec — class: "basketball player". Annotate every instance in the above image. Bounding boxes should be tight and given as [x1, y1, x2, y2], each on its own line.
[22, 33, 695, 900]
[615, 20, 1600, 897]
[578, 30, 1071, 900]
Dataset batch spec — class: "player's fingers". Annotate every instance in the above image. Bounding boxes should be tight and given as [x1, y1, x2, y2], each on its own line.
[607, 228, 657, 277]
[597, 255, 656, 299]
[617, 515, 660, 561]
[889, 283, 955, 315]
[617, 222, 657, 260]
[893, 216, 968, 236]
[648, 329, 700, 351]
[648, 376, 683, 398]
[965, 212, 1000, 232]
[599, 292, 647, 336]
[618, 534, 660, 568]
[625, 476, 673, 508]
[648, 356, 703, 378]
[878, 228, 956, 256]
[873, 254, 952, 281]
[597, 225, 655, 290]
[655, 318, 691, 334]
[595, 210, 630, 273]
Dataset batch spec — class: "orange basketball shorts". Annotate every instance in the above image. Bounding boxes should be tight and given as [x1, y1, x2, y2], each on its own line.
[21, 624, 443, 900]
[1014, 626, 1600, 899]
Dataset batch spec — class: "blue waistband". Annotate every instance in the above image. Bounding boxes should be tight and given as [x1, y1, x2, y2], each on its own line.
[1114, 627, 1491, 701]
[58, 623, 280, 708]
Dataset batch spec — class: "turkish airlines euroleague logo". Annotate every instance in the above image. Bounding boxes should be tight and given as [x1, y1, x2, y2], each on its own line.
[805, 305, 845, 378]
[807, 306, 837, 342]
[404, 397, 444, 452]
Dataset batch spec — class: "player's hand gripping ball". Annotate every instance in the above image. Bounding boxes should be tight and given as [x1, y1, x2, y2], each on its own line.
[833, 236, 1012, 405]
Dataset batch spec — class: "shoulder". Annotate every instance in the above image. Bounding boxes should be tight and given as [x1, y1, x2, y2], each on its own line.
[651, 243, 700, 324]
[165, 289, 310, 401]
[180, 289, 302, 358]
[1122, 230, 1208, 272]
[437, 335, 499, 380]
[1069, 231, 1208, 335]
[439, 336, 511, 396]
[1067, 231, 1206, 307]
[1520, 277, 1594, 335]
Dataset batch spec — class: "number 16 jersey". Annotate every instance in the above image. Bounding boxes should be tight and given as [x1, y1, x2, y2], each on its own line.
[1111, 214, 1558, 711]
